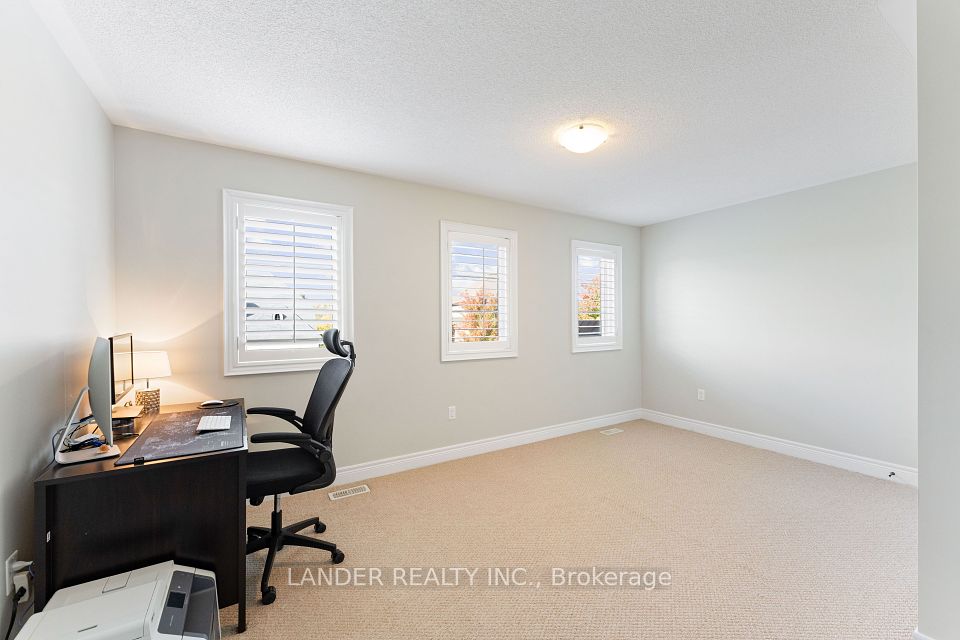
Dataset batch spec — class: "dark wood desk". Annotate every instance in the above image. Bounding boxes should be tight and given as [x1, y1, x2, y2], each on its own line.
[34, 399, 248, 633]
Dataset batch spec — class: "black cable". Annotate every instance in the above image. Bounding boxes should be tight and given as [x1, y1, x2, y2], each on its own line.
[51, 428, 64, 456]
[4, 586, 26, 640]
[51, 415, 100, 456]
[67, 416, 95, 440]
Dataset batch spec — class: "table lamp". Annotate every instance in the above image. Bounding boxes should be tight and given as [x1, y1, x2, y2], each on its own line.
[133, 351, 172, 413]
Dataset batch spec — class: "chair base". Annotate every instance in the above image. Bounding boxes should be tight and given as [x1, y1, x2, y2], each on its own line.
[246, 496, 344, 604]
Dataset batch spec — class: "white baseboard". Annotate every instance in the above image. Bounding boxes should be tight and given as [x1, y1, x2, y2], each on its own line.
[640, 408, 918, 487]
[333, 408, 645, 487]
[332, 406, 917, 489]
[914, 630, 936, 640]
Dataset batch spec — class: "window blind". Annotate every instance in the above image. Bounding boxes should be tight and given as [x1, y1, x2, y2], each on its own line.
[576, 251, 617, 338]
[448, 238, 509, 344]
[241, 214, 339, 350]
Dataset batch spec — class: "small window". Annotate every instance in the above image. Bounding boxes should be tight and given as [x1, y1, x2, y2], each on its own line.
[572, 240, 622, 352]
[223, 189, 353, 375]
[440, 221, 518, 361]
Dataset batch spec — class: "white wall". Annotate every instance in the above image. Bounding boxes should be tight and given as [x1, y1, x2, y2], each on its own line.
[113, 128, 643, 468]
[0, 0, 115, 625]
[917, 1, 960, 637]
[640, 165, 918, 468]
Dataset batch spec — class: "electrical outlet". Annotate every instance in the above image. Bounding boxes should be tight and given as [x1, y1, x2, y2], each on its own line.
[5, 550, 17, 597]
[697, 388, 706, 401]
[448, 406, 456, 420]
[5, 551, 32, 598]
[13, 570, 29, 602]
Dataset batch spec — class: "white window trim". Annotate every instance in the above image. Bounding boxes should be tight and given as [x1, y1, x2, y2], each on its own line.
[440, 221, 519, 362]
[223, 189, 354, 376]
[571, 240, 623, 353]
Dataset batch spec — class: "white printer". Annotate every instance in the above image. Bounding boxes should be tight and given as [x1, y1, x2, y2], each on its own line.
[16, 561, 220, 640]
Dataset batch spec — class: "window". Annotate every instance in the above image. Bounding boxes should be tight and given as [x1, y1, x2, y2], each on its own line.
[440, 221, 518, 361]
[572, 240, 622, 352]
[223, 189, 353, 375]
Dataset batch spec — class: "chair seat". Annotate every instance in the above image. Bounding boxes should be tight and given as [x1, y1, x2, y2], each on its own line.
[246, 448, 335, 500]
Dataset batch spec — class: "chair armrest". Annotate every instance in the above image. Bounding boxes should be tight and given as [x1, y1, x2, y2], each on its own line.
[247, 406, 303, 429]
[250, 431, 311, 444]
[250, 431, 332, 463]
[247, 407, 297, 417]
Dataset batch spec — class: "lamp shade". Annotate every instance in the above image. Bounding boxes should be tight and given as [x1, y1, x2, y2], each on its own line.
[133, 351, 172, 381]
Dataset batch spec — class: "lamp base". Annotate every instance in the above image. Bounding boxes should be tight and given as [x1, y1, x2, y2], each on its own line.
[136, 387, 161, 413]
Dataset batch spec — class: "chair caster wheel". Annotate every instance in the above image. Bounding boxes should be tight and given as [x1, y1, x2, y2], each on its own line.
[314, 522, 326, 533]
[331, 549, 345, 564]
[261, 586, 276, 605]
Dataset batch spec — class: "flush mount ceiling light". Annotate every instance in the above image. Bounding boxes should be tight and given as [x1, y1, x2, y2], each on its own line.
[558, 123, 608, 154]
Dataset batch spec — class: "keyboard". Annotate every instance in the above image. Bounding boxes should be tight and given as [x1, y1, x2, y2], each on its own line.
[196, 415, 232, 433]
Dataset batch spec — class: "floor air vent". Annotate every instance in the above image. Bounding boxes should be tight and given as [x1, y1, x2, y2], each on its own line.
[328, 484, 370, 501]
[599, 428, 624, 436]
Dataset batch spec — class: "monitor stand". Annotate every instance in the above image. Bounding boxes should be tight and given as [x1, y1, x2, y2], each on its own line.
[56, 445, 121, 465]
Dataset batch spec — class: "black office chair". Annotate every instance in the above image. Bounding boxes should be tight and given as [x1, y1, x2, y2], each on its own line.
[244, 328, 356, 605]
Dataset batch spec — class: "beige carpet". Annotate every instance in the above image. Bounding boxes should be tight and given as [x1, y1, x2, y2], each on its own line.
[222, 419, 917, 639]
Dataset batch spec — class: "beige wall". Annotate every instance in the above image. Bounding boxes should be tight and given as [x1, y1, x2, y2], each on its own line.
[0, 0, 115, 624]
[918, 1, 960, 637]
[113, 128, 643, 468]
[640, 165, 918, 468]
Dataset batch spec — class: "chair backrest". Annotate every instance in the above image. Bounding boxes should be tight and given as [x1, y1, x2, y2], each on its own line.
[301, 331, 355, 446]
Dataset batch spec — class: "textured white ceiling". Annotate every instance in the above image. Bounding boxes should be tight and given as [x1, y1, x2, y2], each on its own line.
[41, 0, 916, 225]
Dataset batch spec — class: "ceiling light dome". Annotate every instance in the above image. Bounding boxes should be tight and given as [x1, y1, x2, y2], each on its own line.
[558, 123, 608, 154]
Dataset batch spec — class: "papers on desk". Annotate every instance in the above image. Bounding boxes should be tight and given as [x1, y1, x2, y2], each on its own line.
[112, 404, 144, 419]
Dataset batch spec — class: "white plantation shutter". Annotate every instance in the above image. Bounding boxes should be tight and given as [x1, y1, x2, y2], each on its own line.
[572, 240, 622, 352]
[449, 238, 509, 343]
[242, 215, 338, 349]
[441, 222, 518, 361]
[224, 190, 353, 375]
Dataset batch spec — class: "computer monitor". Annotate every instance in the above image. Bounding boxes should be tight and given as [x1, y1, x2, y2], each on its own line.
[88, 337, 115, 447]
[110, 333, 135, 405]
